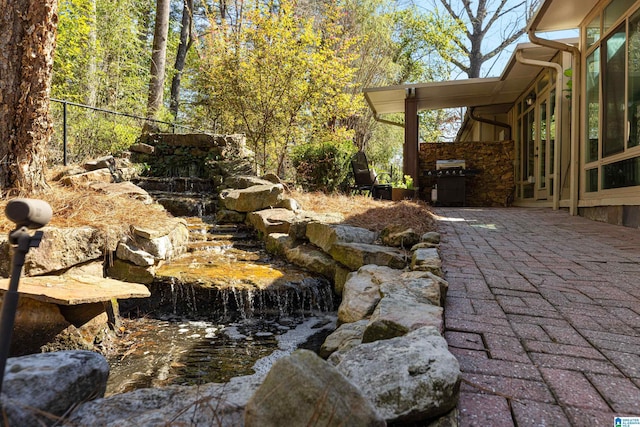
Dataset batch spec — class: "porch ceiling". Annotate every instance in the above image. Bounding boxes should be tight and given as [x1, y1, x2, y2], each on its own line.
[364, 41, 570, 116]
[532, 0, 599, 32]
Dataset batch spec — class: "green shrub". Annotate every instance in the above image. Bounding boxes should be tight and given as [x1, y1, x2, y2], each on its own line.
[50, 105, 142, 164]
[291, 138, 356, 192]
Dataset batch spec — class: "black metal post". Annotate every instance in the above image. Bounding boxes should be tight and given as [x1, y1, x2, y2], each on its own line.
[0, 228, 44, 396]
[62, 101, 68, 166]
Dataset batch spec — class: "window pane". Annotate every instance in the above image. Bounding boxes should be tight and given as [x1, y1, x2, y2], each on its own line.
[515, 117, 521, 182]
[587, 15, 601, 47]
[602, 26, 626, 157]
[629, 8, 640, 148]
[523, 183, 534, 199]
[604, 0, 636, 31]
[540, 100, 547, 189]
[586, 49, 600, 162]
[537, 72, 549, 92]
[524, 109, 535, 179]
[550, 90, 556, 174]
[586, 168, 599, 192]
[602, 156, 640, 188]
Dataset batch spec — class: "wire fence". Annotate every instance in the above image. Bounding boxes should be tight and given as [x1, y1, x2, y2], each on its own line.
[49, 98, 210, 166]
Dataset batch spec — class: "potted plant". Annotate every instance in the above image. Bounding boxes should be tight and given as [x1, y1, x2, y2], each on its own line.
[392, 175, 416, 201]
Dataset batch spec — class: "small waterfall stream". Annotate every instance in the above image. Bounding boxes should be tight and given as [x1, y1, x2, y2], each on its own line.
[107, 189, 338, 396]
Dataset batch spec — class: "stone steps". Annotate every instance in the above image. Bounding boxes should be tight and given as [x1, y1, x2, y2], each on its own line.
[186, 222, 260, 252]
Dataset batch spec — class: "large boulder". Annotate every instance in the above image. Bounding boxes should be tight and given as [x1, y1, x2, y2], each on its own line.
[288, 212, 344, 241]
[219, 184, 285, 213]
[246, 208, 296, 235]
[336, 327, 461, 424]
[380, 224, 421, 249]
[0, 351, 109, 426]
[397, 271, 444, 307]
[223, 175, 275, 189]
[244, 350, 385, 427]
[274, 197, 300, 212]
[130, 218, 189, 261]
[306, 223, 377, 253]
[60, 168, 113, 186]
[362, 282, 444, 343]
[285, 243, 338, 280]
[264, 232, 296, 257]
[411, 248, 443, 276]
[421, 232, 441, 244]
[107, 259, 156, 284]
[116, 241, 155, 267]
[68, 375, 263, 427]
[89, 181, 153, 204]
[403, 270, 449, 307]
[320, 319, 368, 360]
[333, 264, 352, 296]
[329, 242, 408, 271]
[337, 265, 402, 324]
[22, 227, 107, 276]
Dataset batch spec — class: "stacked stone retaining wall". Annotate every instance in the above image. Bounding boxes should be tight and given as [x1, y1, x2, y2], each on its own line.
[133, 133, 253, 181]
[419, 140, 515, 207]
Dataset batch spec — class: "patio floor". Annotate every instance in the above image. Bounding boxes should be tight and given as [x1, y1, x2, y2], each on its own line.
[434, 207, 640, 426]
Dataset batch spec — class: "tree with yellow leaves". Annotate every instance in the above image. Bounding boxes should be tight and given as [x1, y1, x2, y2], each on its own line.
[197, 0, 357, 176]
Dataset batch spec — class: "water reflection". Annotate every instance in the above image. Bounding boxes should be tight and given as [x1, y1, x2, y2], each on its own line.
[106, 315, 336, 396]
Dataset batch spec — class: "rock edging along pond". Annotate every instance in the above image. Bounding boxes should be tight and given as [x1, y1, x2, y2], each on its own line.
[1, 160, 460, 424]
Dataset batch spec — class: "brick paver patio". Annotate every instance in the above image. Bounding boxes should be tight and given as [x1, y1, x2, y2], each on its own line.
[435, 207, 640, 426]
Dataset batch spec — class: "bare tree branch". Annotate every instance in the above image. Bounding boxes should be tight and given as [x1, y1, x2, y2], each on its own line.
[450, 57, 471, 75]
[481, 28, 526, 62]
[433, 0, 531, 77]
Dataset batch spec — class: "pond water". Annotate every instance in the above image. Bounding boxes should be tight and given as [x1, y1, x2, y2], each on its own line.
[106, 314, 337, 396]
[106, 217, 338, 396]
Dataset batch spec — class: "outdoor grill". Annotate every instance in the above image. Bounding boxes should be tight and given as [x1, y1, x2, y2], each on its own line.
[425, 160, 478, 206]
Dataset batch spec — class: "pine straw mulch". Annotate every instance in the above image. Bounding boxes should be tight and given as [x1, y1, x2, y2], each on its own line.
[0, 179, 436, 238]
[0, 181, 174, 237]
[290, 190, 437, 235]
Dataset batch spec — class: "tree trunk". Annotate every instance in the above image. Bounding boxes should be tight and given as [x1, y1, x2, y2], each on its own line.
[169, 0, 194, 119]
[0, 0, 58, 196]
[146, 0, 171, 125]
[86, 0, 98, 107]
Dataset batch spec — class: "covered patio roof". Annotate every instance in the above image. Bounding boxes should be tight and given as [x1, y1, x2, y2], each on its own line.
[364, 39, 576, 116]
[532, 0, 598, 33]
[364, 37, 578, 193]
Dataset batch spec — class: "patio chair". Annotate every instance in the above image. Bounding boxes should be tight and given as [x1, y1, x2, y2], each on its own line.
[351, 151, 392, 199]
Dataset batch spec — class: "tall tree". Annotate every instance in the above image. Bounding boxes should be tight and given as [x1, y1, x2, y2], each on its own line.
[431, 0, 539, 77]
[146, 0, 171, 123]
[170, 0, 195, 119]
[0, 0, 58, 194]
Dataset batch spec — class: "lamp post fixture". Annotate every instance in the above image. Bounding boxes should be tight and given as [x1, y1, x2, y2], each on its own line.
[0, 199, 52, 396]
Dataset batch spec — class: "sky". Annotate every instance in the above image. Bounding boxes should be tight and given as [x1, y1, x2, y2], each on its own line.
[405, 0, 579, 79]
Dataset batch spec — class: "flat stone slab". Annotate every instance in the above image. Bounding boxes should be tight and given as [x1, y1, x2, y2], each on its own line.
[0, 274, 150, 305]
